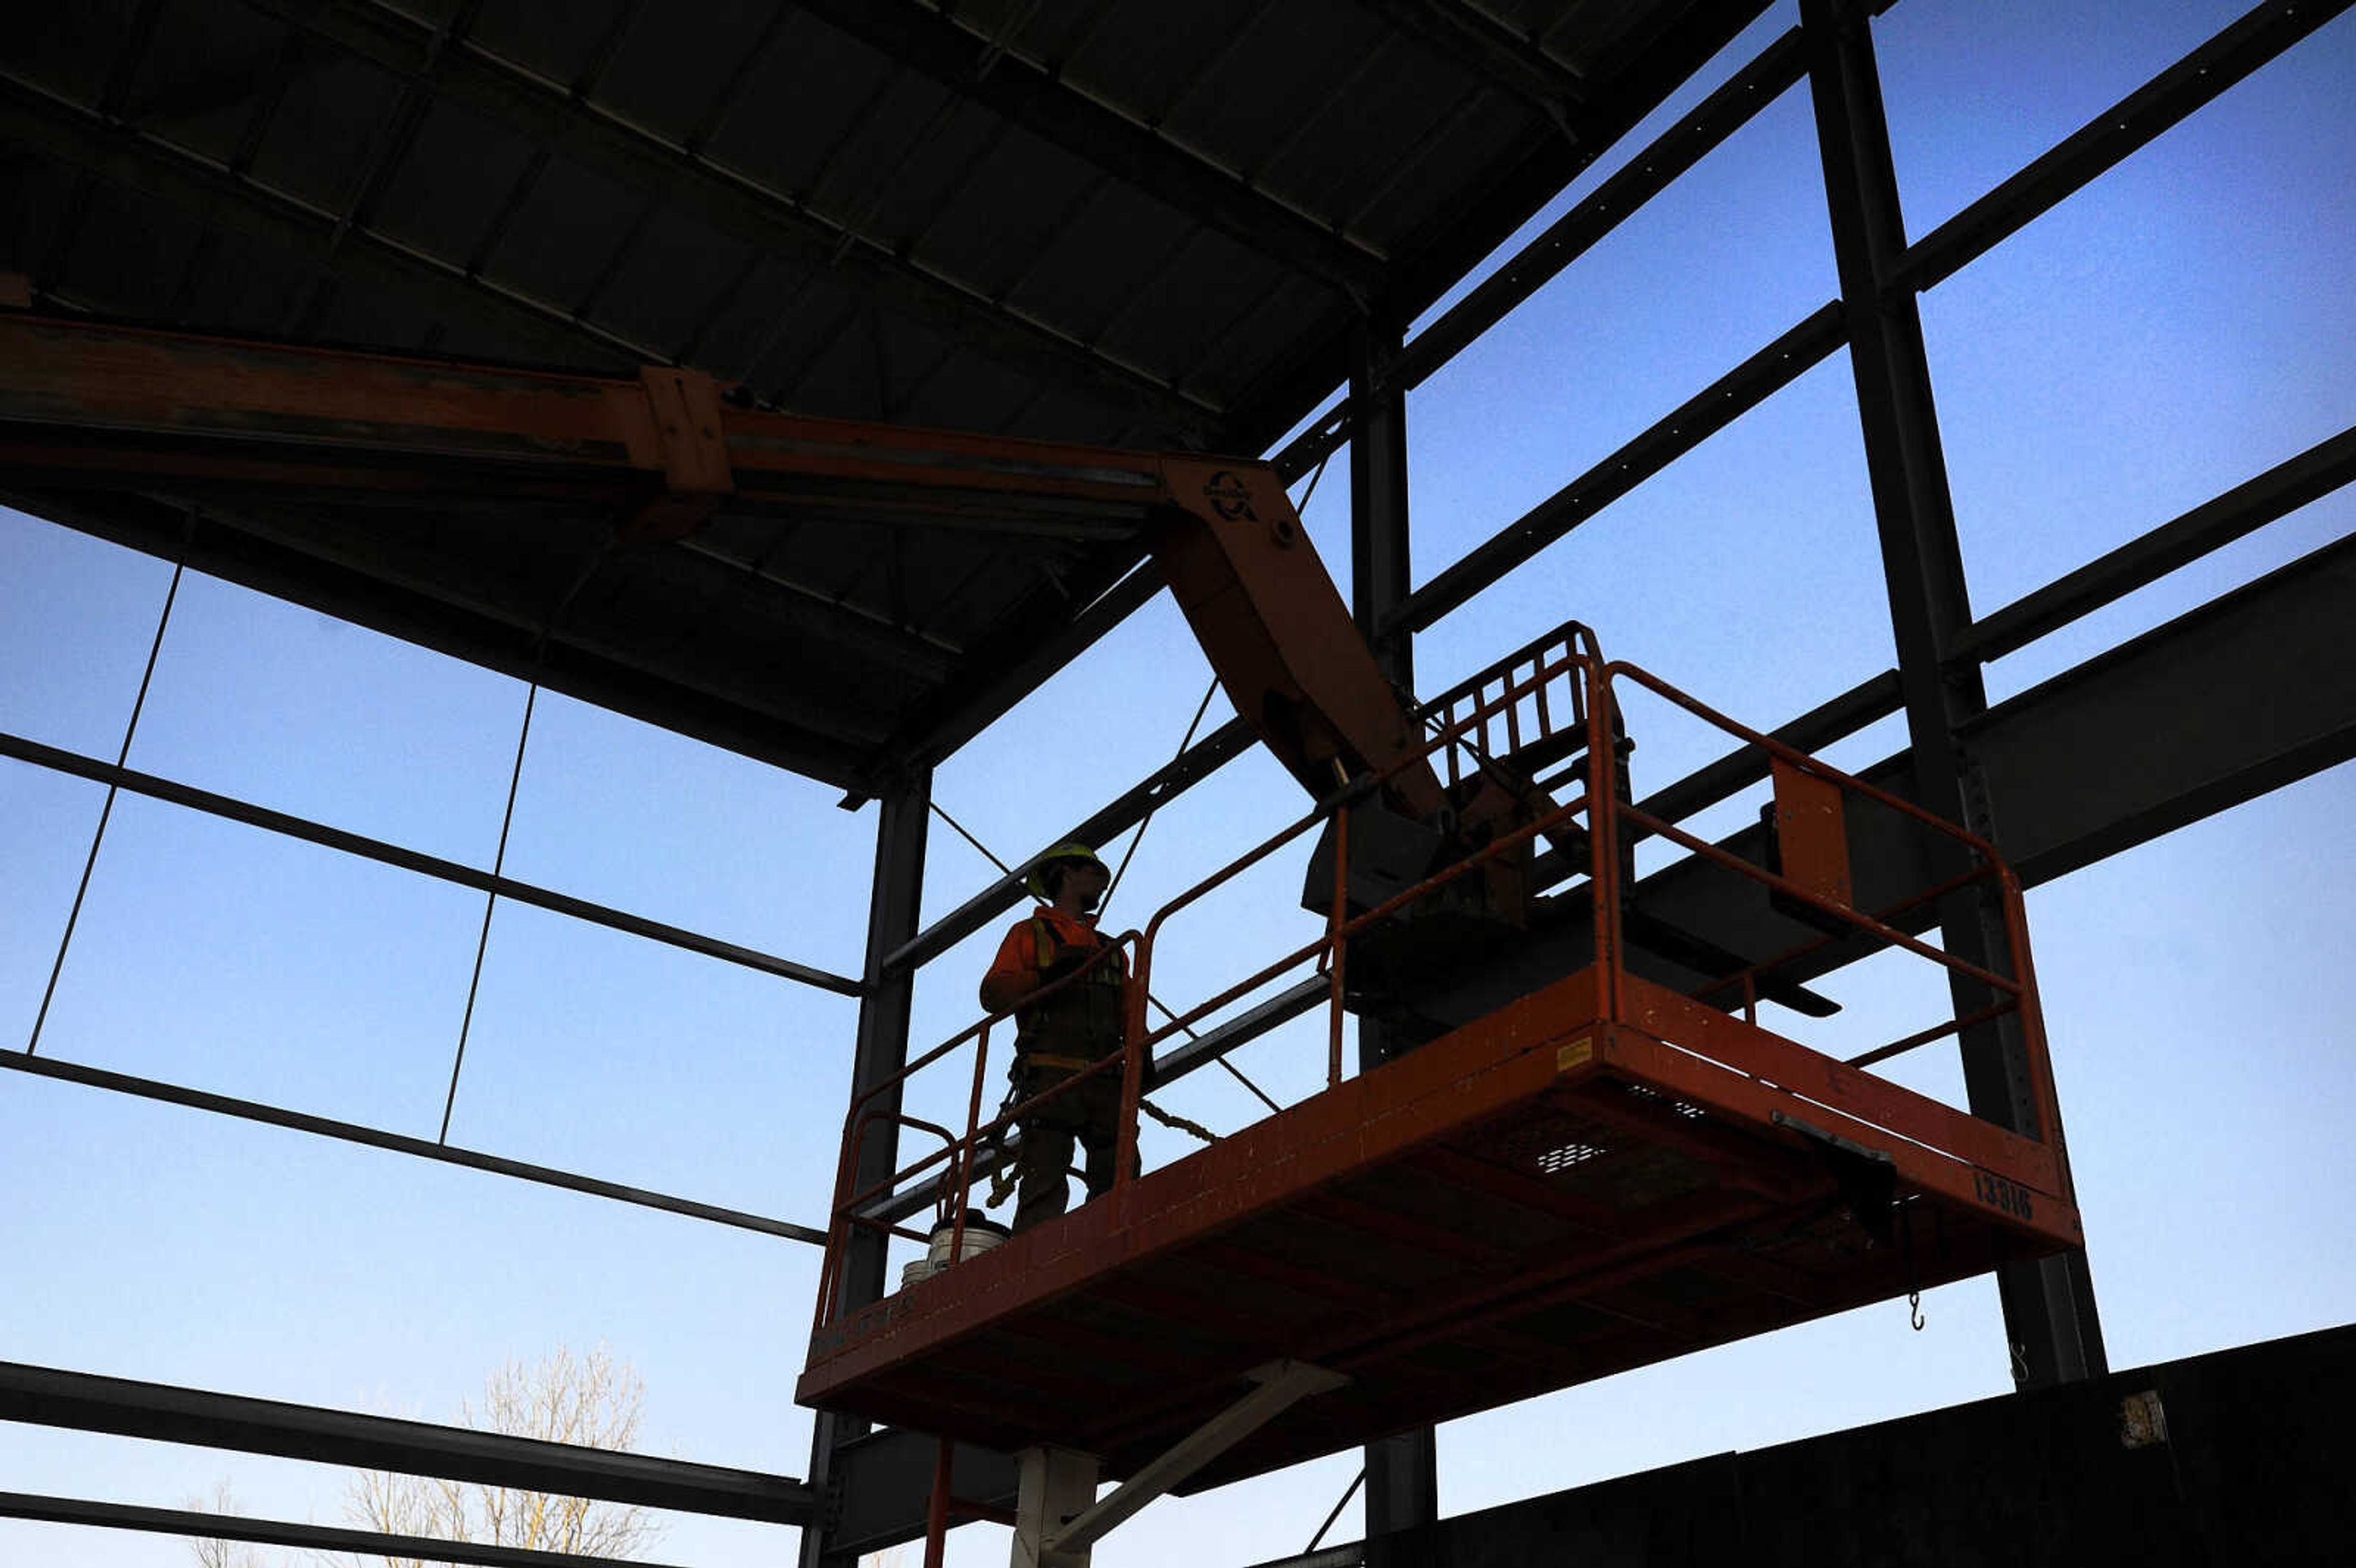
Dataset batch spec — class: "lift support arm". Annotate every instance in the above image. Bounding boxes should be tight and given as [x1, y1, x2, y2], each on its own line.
[1020, 1362, 1350, 1568]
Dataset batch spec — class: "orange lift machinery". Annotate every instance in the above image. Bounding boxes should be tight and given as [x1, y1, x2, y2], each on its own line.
[0, 311, 2084, 1568]
[796, 471, 2082, 1553]
[802, 468, 2084, 1564]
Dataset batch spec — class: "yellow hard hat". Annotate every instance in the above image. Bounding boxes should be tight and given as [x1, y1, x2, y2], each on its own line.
[1025, 842, 1108, 899]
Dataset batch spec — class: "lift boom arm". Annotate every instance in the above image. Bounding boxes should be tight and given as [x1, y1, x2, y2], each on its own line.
[1149, 458, 1448, 820]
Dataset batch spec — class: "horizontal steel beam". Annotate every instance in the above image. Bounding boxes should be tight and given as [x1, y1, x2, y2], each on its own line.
[866, 560, 1168, 791]
[242, 0, 1224, 439]
[1965, 528, 2356, 885]
[0, 1362, 814, 1524]
[1266, 25, 1809, 485]
[0, 726, 861, 996]
[1271, 1324, 2354, 1564]
[1529, 669, 1903, 893]
[1144, 976, 1331, 1095]
[9, 486, 876, 786]
[858, 974, 1329, 1231]
[1227, 0, 1771, 461]
[1277, 0, 2311, 513]
[1, 1048, 826, 1244]
[884, 715, 1260, 974]
[786, 0, 1387, 300]
[1389, 301, 1846, 636]
[823, 1427, 1020, 1561]
[0, 1491, 702, 1568]
[1239, 1546, 1364, 1568]
[1630, 529, 2356, 987]
[1351, 0, 1589, 121]
[1390, 28, 1807, 397]
[1897, 0, 2354, 295]
[1537, 422, 2356, 896]
[1955, 422, 2356, 664]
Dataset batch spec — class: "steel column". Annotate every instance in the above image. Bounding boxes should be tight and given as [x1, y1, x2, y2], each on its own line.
[1349, 319, 1415, 693]
[803, 769, 933, 1567]
[1800, 0, 2103, 1389]
[1347, 316, 1436, 1566]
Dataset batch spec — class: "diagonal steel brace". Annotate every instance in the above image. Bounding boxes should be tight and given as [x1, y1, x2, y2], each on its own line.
[1037, 1361, 1349, 1562]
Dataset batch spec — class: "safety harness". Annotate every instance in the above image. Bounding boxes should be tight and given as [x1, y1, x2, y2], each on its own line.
[1013, 914, 1129, 1072]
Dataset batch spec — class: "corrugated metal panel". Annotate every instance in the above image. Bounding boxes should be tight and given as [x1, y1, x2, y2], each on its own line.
[1, 0, 1768, 782]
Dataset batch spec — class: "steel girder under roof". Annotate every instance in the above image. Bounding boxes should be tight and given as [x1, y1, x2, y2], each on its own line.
[0, 0, 1767, 786]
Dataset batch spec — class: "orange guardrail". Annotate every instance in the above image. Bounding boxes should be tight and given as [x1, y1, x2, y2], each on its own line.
[812, 631, 2062, 1331]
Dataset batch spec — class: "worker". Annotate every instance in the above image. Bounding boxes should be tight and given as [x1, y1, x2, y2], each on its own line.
[980, 842, 1136, 1233]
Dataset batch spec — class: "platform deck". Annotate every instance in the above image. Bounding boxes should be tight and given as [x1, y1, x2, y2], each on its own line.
[796, 966, 2077, 1487]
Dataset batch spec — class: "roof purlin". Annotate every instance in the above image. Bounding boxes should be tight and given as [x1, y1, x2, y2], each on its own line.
[788, 0, 1392, 304]
[1227, 0, 1777, 459]
[242, 0, 1229, 443]
[1350, 0, 1592, 127]
[0, 69, 652, 371]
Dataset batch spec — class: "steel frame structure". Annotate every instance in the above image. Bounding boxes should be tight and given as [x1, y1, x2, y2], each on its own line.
[2, 3, 2352, 1566]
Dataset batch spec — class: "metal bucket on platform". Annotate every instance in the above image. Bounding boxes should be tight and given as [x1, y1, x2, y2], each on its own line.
[899, 1210, 1009, 1289]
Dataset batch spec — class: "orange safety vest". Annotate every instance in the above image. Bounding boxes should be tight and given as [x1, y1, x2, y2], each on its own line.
[1011, 913, 1128, 1071]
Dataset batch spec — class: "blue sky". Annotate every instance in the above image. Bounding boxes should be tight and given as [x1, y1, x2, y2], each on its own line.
[3, 2, 2352, 1564]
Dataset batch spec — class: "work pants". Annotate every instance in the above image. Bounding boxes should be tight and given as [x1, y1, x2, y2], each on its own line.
[1011, 1057, 1132, 1234]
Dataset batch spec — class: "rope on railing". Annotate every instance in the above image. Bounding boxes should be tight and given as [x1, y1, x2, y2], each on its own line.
[1140, 1097, 1218, 1144]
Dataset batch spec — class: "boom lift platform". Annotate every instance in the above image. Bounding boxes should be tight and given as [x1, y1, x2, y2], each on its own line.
[0, 312, 2079, 1562]
[799, 464, 2084, 1557]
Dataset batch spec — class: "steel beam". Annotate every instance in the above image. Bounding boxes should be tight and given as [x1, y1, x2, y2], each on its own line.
[817, 1426, 1020, 1562]
[1533, 419, 2356, 900]
[1801, 0, 2103, 1389]
[1349, 0, 1589, 124]
[1227, 0, 1773, 461]
[857, 975, 1328, 1234]
[0, 313, 1212, 786]
[1963, 529, 2356, 886]
[1240, 1550, 1364, 1568]
[1218, 1323, 2356, 1568]
[1265, 25, 1805, 487]
[1896, 0, 2354, 296]
[1385, 302, 1846, 637]
[1044, 1362, 1351, 1558]
[843, 773, 931, 1314]
[0, 724, 860, 996]
[0, 1362, 811, 1524]
[1955, 423, 2356, 665]
[0, 69, 642, 371]
[1623, 532, 2356, 1039]
[1369, 0, 1776, 341]
[1392, 28, 1807, 399]
[1350, 320, 1415, 690]
[0, 1048, 825, 1243]
[1362, 1425, 1438, 1568]
[239, 0, 1224, 440]
[783, 0, 1386, 302]
[1347, 315, 1435, 1567]
[861, 561, 1166, 793]
[882, 716, 1258, 976]
[0, 1491, 701, 1568]
[0, 486, 877, 785]
[803, 768, 932, 1568]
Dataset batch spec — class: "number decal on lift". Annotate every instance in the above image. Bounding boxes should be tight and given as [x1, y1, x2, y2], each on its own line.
[1973, 1169, 2035, 1221]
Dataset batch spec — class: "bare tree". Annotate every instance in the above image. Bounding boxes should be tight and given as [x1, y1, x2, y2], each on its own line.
[188, 1345, 663, 1567]
[187, 1481, 269, 1568]
[336, 1344, 663, 1567]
